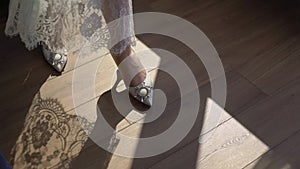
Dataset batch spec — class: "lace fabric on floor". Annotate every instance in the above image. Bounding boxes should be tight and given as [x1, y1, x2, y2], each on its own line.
[5, 0, 136, 55]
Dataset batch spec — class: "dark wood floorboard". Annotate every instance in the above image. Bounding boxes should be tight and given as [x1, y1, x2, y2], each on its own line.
[1, 0, 300, 169]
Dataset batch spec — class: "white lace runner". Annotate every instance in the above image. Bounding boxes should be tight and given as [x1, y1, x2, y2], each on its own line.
[5, 0, 136, 55]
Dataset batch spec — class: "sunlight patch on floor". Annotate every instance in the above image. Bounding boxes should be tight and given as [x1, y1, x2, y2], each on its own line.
[197, 98, 270, 169]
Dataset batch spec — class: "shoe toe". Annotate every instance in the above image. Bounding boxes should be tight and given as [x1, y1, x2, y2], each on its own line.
[143, 97, 153, 107]
[55, 63, 62, 72]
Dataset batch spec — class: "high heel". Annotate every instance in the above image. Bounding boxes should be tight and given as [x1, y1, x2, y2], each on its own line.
[129, 74, 153, 107]
[42, 45, 68, 72]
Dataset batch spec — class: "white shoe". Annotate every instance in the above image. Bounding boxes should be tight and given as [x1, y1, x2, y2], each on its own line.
[129, 74, 153, 107]
[42, 46, 68, 72]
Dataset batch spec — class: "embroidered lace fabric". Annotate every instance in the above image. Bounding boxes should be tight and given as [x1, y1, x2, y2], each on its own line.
[5, 0, 136, 55]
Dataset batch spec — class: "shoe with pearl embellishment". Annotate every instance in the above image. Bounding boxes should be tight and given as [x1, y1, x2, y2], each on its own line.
[129, 74, 153, 107]
[42, 45, 68, 73]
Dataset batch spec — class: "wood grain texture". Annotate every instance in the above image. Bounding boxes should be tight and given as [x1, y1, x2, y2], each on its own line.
[244, 130, 300, 169]
[1, 0, 300, 168]
[70, 71, 266, 169]
[148, 76, 300, 169]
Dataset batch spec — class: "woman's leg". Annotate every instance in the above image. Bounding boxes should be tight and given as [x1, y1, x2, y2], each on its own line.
[111, 45, 147, 87]
[101, 0, 153, 106]
[101, 0, 146, 87]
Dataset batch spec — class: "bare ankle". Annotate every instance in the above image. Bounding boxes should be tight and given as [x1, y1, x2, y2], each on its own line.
[130, 70, 147, 87]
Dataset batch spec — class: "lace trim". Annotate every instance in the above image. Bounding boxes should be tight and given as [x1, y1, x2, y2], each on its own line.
[5, 0, 136, 55]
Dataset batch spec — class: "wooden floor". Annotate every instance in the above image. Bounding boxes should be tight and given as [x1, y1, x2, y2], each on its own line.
[1, 0, 300, 168]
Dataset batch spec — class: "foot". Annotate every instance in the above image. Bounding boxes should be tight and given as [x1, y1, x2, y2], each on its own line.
[42, 45, 68, 73]
[129, 73, 153, 106]
[112, 46, 153, 106]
